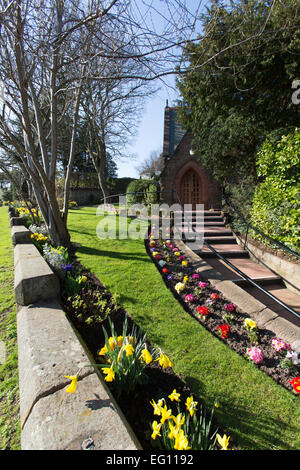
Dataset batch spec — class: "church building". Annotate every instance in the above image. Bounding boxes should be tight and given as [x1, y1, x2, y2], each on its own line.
[159, 103, 221, 210]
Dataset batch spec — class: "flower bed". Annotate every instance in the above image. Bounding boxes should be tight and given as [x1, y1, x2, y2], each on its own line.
[146, 232, 300, 395]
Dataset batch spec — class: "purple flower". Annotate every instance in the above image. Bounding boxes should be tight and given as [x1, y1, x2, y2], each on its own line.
[61, 263, 74, 272]
[167, 274, 173, 280]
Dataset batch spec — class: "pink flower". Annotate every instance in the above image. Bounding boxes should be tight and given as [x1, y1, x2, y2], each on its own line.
[192, 274, 200, 279]
[271, 338, 291, 352]
[185, 294, 195, 303]
[198, 281, 208, 288]
[224, 303, 235, 312]
[247, 347, 263, 364]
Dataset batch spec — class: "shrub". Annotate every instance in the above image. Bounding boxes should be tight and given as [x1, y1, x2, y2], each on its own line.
[126, 179, 159, 206]
[250, 129, 300, 252]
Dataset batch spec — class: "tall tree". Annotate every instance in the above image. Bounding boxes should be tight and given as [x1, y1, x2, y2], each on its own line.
[177, 0, 300, 187]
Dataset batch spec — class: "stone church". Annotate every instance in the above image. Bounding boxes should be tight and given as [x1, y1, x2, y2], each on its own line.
[159, 103, 221, 210]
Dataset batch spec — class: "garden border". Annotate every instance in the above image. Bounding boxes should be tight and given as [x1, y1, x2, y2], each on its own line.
[9, 211, 141, 450]
[175, 239, 300, 351]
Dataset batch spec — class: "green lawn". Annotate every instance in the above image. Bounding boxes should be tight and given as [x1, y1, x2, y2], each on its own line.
[67, 205, 300, 450]
[0, 207, 20, 450]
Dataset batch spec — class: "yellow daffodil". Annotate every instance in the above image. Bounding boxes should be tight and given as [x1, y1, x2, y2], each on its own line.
[117, 336, 123, 347]
[168, 389, 181, 402]
[64, 375, 78, 393]
[183, 275, 189, 284]
[123, 343, 135, 356]
[155, 353, 173, 369]
[150, 398, 165, 416]
[140, 347, 153, 364]
[160, 404, 173, 424]
[185, 396, 198, 417]
[102, 366, 115, 382]
[151, 421, 162, 440]
[108, 336, 116, 350]
[174, 429, 191, 450]
[216, 433, 230, 450]
[172, 412, 185, 428]
[99, 344, 108, 356]
[80, 275, 87, 283]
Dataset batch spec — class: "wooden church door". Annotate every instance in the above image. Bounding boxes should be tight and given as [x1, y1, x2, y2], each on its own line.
[180, 169, 201, 208]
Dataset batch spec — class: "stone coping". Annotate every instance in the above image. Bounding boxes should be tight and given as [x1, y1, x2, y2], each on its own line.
[175, 239, 300, 350]
[9, 210, 141, 450]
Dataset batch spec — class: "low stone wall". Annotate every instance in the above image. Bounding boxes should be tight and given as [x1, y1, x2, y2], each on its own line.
[235, 235, 300, 295]
[9, 213, 141, 450]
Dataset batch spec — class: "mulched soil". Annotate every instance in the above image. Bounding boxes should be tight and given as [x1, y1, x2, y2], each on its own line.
[61, 236, 299, 450]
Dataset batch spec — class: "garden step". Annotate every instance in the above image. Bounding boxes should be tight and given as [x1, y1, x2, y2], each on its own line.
[204, 236, 237, 244]
[195, 244, 249, 258]
[205, 257, 282, 284]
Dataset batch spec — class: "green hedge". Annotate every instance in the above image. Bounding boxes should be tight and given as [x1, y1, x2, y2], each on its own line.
[126, 179, 159, 205]
[250, 129, 300, 252]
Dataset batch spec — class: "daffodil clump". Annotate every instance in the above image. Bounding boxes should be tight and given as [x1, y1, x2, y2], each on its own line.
[98, 317, 173, 398]
[149, 390, 220, 450]
[30, 231, 49, 246]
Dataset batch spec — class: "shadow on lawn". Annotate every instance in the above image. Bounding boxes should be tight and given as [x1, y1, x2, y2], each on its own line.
[77, 244, 152, 263]
[186, 374, 299, 450]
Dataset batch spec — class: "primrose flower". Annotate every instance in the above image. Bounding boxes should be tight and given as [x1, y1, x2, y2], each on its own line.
[64, 375, 78, 393]
[185, 396, 198, 417]
[102, 366, 115, 382]
[167, 274, 173, 280]
[216, 434, 230, 450]
[151, 421, 162, 440]
[217, 324, 230, 339]
[156, 353, 173, 369]
[168, 389, 181, 402]
[181, 260, 188, 267]
[183, 275, 189, 283]
[162, 268, 169, 274]
[210, 293, 220, 300]
[198, 281, 208, 288]
[185, 293, 195, 303]
[224, 303, 235, 312]
[271, 338, 290, 352]
[289, 377, 300, 394]
[175, 282, 185, 293]
[244, 318, 257, 331]
[192, 273, 200, 279]
[247, 347, 263, 364]
[197, 306, 210, 318]
[174, 251, 181, 257]
[140, 347, 153, 364]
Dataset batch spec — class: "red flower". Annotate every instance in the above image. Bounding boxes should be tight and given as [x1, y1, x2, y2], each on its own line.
[155, 255, 162, 261]
[210, 293, 219, 301]
[197, 306, 210, 316]
[162, 268, 169, 274]
[217, 324, 230, 338]
[289, 377, 300, 394]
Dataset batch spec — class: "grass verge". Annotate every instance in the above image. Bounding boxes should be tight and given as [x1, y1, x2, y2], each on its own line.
[68, 206, 300, 450]
[0, 206, 20, 450]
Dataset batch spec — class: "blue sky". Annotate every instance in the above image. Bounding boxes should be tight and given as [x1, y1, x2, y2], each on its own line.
[116, 75, 180, 179]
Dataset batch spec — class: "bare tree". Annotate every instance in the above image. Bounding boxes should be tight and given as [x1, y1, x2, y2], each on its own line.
[136, 149, 164, 179]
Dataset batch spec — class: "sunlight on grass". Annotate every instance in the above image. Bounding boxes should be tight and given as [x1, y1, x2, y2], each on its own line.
[67, 206, 300, 450]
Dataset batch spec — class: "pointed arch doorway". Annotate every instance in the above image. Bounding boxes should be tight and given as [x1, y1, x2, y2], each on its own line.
[180, 168, 201, 209]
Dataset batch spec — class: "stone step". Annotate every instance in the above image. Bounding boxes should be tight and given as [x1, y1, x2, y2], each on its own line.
[206, 257, 283, 285]
[195, 244, 249, 258]
[204, 236, 237, 244]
